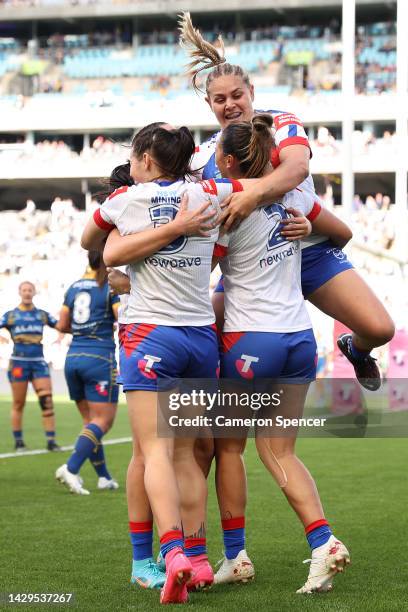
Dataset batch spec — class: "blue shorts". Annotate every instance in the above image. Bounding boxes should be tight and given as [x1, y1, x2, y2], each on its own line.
[8, 359, 50, 383]
[213, 240, 353, 299]
[220, 329, 317, 381]
[301, 240, 354, 297]
[65, 347, 119, 403]
[120, 323, 219, 392]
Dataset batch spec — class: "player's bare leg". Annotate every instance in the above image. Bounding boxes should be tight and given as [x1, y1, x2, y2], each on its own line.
[32, 377, 58, 449]
[194, 436, 214, 478]
[88, 400, 116, 433]
[213, 435, 254, 584]
[175, 436, 213, 590]
[10, 380, 28, 450]
[212, 290, 225, 335]
[215, 437, 248, 520]
[127, 438, 165, 589]
[127, 390, 192, 603]
[308, 269, 395, 389]
[76, 398, 90, 425]
[256, 383, 350, 593]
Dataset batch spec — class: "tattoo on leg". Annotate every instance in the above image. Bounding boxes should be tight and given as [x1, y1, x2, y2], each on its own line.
[185, 522, 206, 540]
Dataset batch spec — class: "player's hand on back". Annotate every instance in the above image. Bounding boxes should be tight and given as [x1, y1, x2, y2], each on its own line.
[172, 192, 218, 237]
[218, 189, 260, 232]
[107, 267, 131, 295]
[280, 208, 312, 240]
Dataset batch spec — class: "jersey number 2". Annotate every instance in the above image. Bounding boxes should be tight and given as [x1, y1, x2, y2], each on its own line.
[264, 204, 291, 251]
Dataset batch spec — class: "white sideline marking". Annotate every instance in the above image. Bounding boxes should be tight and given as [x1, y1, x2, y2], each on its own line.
[0, 436, 132, 459]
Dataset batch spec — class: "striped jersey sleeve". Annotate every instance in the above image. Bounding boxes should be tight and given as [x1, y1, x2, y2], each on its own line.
[272, 112, 311, 158]
[93, 185, 134, 230]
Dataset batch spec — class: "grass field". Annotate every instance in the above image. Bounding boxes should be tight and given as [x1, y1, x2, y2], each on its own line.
[1, 396, 407, 612]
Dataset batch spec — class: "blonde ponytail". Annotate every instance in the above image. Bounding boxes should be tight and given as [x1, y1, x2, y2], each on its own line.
[178, 12, 226, 91]
[178, 11, 251, 94]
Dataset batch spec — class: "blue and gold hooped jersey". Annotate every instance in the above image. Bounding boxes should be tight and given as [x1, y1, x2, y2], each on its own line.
[0, 305, 57, 361]
[63, 273, 119, 350]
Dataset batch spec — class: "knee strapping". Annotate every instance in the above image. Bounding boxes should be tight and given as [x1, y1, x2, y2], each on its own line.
[38, 394, 53, 412]
[256, 438, 288, 488]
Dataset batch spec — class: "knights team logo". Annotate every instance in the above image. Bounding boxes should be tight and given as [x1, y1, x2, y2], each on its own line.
[235, 354, 259, 379]
[138, 354, 162, 379]
[96, 381, 109, 396]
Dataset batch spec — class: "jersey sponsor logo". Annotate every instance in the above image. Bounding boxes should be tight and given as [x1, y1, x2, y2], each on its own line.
[138, 354, 161, 379]
[235, 354, 259, 379]
[145, 255, 201, 268]
[95, 381, 109, 396]
[108, 185, 129, 200]
[149, 203, 188, 254]
[260, 243, 298, 268]
[151, 195, 182, 204]
[14, 324, 43, 334]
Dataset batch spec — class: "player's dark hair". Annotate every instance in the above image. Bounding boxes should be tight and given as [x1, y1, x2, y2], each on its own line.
[220, 114, 274, 178]
[131, 122, 196, 181]
[108, 162, 133, 193]
[179, 12, 252, 94]
[88, 250, 107, 288]
[96, 161, 133, 202]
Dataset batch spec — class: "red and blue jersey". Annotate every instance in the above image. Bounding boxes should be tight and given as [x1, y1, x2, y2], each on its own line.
[192, 109, 311, 181]
[0, 305, 56, 361]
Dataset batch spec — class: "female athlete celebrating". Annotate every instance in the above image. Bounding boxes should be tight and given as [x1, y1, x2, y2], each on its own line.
[55, 251, 120, 495]
[0, 281, 61, 451]
[179, 12, 394, 391]
[82, 120, 308, 603]
[81, 122, 223, 604]
[212, 115, 351, 594]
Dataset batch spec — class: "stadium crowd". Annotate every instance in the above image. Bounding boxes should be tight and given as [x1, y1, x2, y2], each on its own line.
[0, 128, 396, 171]
[0, 21, 396, 96]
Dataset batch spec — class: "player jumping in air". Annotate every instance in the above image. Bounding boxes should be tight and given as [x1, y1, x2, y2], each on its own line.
[0, 281, 61, 451]
[55, 251, 120, 495]
[179, 11, 395, 393]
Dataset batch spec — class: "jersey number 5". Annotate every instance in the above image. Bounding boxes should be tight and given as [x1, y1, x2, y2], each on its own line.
[149, 204, 188, 254]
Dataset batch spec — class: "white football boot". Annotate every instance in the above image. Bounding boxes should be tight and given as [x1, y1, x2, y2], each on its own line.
[97, 477, 119, 490]
[296, 535, 350, 594]
[214, 549, 255, 584]
[55, 464, 90, 495]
